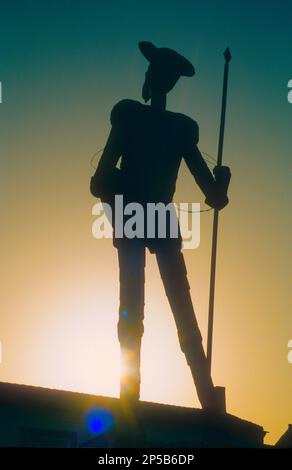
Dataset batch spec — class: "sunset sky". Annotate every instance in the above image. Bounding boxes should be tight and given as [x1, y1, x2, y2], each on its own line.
[0, 1, 291, 445]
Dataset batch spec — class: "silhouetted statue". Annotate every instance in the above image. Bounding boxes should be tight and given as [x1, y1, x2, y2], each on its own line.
[90, 41, 231, 412]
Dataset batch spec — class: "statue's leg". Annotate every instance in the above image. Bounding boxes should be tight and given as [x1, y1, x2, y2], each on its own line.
[156, 246, 222, 411]
[117, 242, 145, 401]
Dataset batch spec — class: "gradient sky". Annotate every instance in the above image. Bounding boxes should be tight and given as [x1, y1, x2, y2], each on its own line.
[0, 0, 291, 445]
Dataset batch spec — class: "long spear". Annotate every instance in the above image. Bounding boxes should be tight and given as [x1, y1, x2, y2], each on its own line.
[207, 48, 232, 373]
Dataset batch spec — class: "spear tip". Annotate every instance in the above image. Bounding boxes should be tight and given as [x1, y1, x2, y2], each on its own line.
[224, 47, 232, 63]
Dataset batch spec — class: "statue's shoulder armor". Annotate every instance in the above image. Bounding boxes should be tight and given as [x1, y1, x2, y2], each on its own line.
[110, 99, 142, 126]
[173, 112, 199, 144]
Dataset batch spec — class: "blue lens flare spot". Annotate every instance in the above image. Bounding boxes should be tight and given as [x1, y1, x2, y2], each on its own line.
[121, 310, 128, 318]
[85, 407, 115, 435]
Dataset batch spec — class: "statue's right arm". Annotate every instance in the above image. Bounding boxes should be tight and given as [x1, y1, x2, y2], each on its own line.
[90, 102, 125, 198]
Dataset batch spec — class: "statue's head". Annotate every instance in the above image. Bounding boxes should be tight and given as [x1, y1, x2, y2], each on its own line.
[139, 41, 195, 103]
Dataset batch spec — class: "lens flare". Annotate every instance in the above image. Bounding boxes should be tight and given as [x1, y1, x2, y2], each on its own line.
[85, 407, 115, 435]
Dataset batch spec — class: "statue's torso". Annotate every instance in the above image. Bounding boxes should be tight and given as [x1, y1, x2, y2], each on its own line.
[111, 99, 198, 204]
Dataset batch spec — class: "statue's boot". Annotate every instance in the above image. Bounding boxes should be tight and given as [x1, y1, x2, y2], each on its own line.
[156, 247, 226, 414]
[117, 243, 145, 402]
[118, 340, 145, 445]
[182, 336, 226, 413]
[119, 341, 142, 402]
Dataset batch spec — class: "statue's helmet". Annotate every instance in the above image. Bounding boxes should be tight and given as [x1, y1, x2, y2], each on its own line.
[139, 41, 195, 101]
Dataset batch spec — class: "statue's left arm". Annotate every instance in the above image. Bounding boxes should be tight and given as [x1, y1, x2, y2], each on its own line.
[183, 119, 231, 210]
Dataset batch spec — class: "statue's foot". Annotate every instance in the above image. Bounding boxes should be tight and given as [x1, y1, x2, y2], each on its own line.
[204, 386, 226, 414]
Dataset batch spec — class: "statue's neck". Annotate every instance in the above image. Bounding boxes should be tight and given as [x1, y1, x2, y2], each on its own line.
[150, 93, 166, 111]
